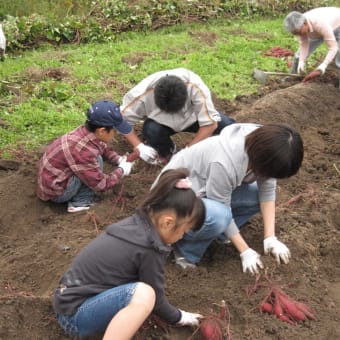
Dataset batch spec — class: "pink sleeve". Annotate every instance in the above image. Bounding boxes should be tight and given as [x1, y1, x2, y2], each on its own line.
[312, 20, 338, 65]
[298, 36, 309, 62]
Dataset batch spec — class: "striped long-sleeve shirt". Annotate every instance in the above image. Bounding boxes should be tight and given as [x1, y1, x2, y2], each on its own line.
[120, 68, 221, 132]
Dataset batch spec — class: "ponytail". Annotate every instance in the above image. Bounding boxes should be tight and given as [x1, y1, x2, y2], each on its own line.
[140, 168, 205, 230]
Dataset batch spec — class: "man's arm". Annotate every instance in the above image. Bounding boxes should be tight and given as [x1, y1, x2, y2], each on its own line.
[187, 123, 218, 147]
[124, 129, 158, 164]
[124, 129, 143, 148]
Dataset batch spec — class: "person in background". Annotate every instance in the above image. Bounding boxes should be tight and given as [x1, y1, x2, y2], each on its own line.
[121, 68, 235, 164]
[37, 100, 134, 212]
[284, 7, 340, 84]
[152, 123, 304, 275]
[53, 168, 205, 339]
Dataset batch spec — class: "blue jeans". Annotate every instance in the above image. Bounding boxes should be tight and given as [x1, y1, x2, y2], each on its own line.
[56, 282, 138, 337]
[52, 156, 103, 207]
[295, 27, 340, 68]
[142, 113, 235, 157]
[176, 182, 260, 264]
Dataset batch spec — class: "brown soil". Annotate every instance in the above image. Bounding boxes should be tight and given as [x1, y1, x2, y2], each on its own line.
[1, 75, 339, 340]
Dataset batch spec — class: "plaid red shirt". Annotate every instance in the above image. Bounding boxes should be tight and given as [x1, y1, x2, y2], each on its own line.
[37, 125, 123, 201]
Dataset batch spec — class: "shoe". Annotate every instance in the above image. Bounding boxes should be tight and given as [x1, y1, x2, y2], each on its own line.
[173, 249, 196, 269]
[67, 202, 90, 213]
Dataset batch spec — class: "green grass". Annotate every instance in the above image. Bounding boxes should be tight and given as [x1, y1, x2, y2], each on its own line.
[1, 0, 92, 19]
[0, 16, 327, 157]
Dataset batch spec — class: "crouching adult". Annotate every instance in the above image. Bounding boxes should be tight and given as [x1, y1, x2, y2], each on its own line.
[121, 68, 235, 163]
[284, 7, 340, 84]
[152, 123, 304, 274]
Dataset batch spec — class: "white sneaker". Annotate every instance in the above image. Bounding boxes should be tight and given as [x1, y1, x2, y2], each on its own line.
[173, 249, 196, 269]
[67, 202, 90, 213]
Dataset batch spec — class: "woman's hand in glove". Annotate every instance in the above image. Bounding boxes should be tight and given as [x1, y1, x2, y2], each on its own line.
[263, 236, 290, 264]
[240, 248, 264, 275]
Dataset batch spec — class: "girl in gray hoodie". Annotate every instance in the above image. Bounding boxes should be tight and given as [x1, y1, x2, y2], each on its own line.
[53, 168, 205, 339]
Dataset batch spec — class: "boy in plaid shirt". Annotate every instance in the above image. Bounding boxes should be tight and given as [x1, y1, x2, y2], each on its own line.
[37, 100, 134, 212]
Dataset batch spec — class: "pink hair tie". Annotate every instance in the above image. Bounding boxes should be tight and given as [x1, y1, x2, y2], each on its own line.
[175, 178, 192, 189]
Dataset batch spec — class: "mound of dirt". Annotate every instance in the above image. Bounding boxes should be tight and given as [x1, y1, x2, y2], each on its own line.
[0, 80, 339, 340]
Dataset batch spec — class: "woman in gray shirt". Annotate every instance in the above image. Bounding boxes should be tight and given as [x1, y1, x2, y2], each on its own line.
[154, 123, 304, 274]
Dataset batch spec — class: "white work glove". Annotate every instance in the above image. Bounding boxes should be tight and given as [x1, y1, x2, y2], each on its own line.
[316, 62, 327, 75]
[177, 310, 202, 327]
[263, 236, 291, 264]
[118, 160, 133, 176]
[240, 248, 264, 275]
[136, 143, 158, 164]
[297, 60, 305, 74]
[118, 155, 127, 164]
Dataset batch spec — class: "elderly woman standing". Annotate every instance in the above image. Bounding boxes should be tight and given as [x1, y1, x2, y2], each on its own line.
[284, 7, 340, 84]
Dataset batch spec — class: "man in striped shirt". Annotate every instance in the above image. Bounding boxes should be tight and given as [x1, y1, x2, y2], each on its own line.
[121, 68, 235, 163]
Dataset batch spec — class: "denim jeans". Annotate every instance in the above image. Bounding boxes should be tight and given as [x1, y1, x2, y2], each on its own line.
[176, 182, 260, 264]
[56, 282, 138, 338]
[142, 113, 235, 157]
[295, 27, 340, 68]
[52, 156, 103, 207]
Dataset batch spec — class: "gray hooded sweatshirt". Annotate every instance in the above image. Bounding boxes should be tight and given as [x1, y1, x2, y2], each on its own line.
[53, 210, 181, 324]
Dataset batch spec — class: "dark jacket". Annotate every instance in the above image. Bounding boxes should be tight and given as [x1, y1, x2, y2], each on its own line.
[53, 210, 181, 324]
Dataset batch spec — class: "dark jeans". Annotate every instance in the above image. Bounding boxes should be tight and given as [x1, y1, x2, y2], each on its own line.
[142, 113, 235, 157]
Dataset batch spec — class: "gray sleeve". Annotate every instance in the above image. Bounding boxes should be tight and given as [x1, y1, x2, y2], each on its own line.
[258, 178, 276, 202]
[121, 92, 148, 125]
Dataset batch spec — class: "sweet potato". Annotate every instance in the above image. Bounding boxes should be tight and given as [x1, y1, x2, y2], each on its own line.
[261, 302, 273, 314]
[199, 318, 223, 340]
[278, 314, 296, 325]
[126, 150, 139, 162]
[295, 302, 316, 320]
[273, 296, 283, 318]
[278, 295, 306, 321]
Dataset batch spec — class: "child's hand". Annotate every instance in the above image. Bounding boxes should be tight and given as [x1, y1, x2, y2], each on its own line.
[118, 160, 133, 176]
[177, 310, 203, 327]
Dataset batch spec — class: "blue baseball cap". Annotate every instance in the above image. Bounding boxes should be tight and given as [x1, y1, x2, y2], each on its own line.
[87, 100, 132, 135]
